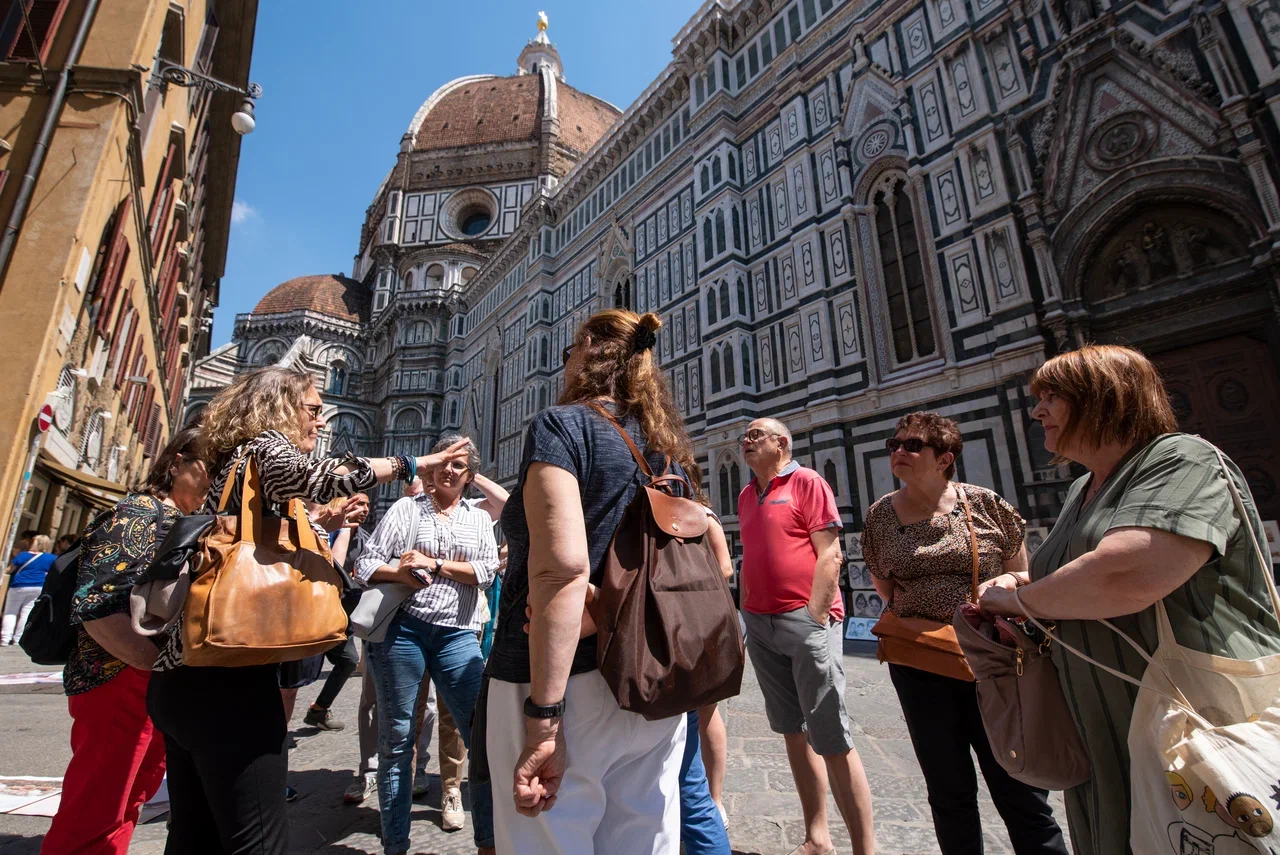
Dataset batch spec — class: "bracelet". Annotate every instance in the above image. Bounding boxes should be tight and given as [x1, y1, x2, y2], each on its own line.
[400, 454, 416, 483]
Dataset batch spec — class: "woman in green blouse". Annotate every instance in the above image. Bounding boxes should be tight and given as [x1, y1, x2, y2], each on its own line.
[978, 344, 1280, 854]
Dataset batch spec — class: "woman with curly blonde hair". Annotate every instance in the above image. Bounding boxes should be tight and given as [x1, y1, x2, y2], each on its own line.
[146, 366, 476, 855]
[486, 310, 712, 854]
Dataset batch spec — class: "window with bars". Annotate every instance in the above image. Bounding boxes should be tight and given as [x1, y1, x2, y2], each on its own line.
[871, 174, 937, 366]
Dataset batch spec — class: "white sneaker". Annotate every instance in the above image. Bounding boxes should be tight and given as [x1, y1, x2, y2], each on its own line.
[441, 787, 465, 831]
[412, 768, 429, 799]
[343, 772, 376, 805]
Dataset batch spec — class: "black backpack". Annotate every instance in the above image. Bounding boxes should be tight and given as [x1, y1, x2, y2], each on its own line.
[19, 503, 154, 665]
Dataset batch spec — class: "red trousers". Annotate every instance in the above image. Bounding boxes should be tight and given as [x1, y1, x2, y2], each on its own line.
[41, 666, 166, 855]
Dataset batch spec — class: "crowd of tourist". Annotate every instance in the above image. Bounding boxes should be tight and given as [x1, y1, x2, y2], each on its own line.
[6, 308, 1275, 855]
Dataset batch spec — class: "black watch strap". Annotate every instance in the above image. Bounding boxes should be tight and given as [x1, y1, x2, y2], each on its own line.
[523, 695, 566, 719]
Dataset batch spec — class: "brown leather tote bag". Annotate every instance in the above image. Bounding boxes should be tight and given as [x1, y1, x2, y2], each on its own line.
[590, 405, 744, 721]
[182, 456, 348, 667]
[871, 486, 981, 682]
[953, 602, 1091, 789]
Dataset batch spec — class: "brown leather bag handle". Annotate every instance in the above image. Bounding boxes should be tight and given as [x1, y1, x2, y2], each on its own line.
[230, 455, 321, 554]
[957, 484, 980, 603]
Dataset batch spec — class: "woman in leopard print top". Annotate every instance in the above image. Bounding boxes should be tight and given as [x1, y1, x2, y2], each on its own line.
[860, 411, 1067, 855]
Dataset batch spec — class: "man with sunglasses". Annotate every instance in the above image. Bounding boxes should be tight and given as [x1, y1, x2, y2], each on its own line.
[736, 418, 875, 855]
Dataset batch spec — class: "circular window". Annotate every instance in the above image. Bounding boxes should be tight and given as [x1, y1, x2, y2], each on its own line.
[460, 209, 491, 236]
[440, 188, 497, 241]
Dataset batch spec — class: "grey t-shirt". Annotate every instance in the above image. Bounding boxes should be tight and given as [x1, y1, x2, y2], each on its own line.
[489, 403, 687, 685]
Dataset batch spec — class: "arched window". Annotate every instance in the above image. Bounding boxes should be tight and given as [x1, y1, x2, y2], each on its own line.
[732, 207, 742, 249]
[403, 271, 414, 291]
[700, 165, 710, 194]
[327, 363, 347, 396]
[426, 264, 445, 286]
[714, 209, 726, 254]
[719, 282, 731, 319]
[542, 297, 550, 318]
[728, 152, 737, 181]
[712, 156, 722, 185]
[719, 466, 731, 514]
[81, 409, 105, 470]
[710, 350, 722, 394]
[703, 218, 714, 262]
[729, 462, 741, 502]
[449, 399, 459, 424]
[613, 278, 631, 310]
[724, 343, 736, 387]
[539, 337, 549, 369]
[706, 291, 717, 325]
[741, 343, 751, 387]
[538, 386, 548, 409]
[394, 408, 422, 432]
[872, 175, 937, 364]
[823, 459, 839, 496]
[736, 277, 747, 315]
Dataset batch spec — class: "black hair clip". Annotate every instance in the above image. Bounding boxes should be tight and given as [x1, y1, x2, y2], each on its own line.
[633, 325, 657, 353]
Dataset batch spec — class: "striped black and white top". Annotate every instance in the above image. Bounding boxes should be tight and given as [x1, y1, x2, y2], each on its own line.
[154, 430, 378, 671]
[355, 492, 498, 632]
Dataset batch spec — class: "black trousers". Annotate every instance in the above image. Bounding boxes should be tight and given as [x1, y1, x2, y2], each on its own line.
[314, 636, 359, 709]
[889, 664, 1068, 855]
[147, 663, 288, 855]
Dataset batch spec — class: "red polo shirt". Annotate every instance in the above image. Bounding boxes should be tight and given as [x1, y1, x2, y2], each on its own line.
[738, 461, 845, 618]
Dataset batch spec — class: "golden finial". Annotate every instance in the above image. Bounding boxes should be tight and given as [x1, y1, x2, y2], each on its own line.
[537, 11, 548, 32]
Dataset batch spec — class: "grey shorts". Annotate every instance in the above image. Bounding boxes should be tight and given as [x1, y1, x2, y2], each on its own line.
[742, 607, 853, 756]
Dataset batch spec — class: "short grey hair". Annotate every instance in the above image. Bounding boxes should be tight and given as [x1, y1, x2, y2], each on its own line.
[432, 433, 481, 472]
[756, 418, 793, 457]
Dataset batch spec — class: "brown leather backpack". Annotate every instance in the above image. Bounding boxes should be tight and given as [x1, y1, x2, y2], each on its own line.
[590, 404, 744, 721]
[182, 455, 348, 667]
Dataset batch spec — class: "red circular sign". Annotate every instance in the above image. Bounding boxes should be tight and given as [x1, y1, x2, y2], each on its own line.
[37, 403, 53, 432]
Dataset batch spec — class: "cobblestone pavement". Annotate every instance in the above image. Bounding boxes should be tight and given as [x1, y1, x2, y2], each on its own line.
[0, 642, 1067, 854]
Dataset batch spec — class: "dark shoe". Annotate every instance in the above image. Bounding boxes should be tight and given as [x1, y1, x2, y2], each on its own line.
[286, 785, 299, 803]
[303, 706, 346, 731]
[286, 734, 298, 750]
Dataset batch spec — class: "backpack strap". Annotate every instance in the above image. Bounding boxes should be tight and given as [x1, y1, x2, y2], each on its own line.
[587, 402, 653, 478]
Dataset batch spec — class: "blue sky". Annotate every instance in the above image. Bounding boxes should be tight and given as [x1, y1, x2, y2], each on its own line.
[215, 1, 700, 347]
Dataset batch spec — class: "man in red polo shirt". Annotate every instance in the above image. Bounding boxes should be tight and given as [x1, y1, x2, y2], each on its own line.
[738, 418, 874, 855]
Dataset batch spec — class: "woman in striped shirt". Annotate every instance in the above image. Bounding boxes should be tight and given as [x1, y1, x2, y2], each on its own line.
[354, 435, 499, 855]
[146, 367, 469, 855]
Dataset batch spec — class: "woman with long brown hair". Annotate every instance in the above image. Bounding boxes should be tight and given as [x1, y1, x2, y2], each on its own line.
[486, 310, 704, 854]
[145, 366, 472, 855]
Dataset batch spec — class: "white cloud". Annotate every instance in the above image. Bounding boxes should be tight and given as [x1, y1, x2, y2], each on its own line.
[231, 200, 258, 226]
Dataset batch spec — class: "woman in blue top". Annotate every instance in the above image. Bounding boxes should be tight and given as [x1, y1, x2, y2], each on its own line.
[2, 534, 55, 644]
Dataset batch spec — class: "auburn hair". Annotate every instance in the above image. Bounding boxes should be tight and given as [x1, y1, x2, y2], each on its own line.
[199, 366, 316, 457]
[1030, 344, 1177, 458]
[559, 309, 703, 497]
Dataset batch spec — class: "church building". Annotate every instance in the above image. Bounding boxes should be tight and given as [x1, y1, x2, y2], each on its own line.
[194, 1, 1280, 585]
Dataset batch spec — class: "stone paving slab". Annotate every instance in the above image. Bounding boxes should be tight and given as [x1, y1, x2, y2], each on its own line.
[0, 644, 1068, 854]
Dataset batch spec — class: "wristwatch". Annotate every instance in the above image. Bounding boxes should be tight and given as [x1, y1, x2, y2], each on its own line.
[434, 557, 445, 574]
[524, 696, 566, 719]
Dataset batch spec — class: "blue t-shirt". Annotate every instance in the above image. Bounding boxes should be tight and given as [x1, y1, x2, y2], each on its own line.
[489, 403, 689, 685]
[9, 551, 55, 587]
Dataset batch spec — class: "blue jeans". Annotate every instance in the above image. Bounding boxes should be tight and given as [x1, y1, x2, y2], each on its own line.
[680, 710, 730, 854]
[368, 613, 494, 853]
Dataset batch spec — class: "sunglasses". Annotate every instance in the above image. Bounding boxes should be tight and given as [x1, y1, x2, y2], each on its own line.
[304, 403, 323, 420]
[562, 345, 573, 366]
[441, 460, 470, 473]
[885, 437, 937, 454]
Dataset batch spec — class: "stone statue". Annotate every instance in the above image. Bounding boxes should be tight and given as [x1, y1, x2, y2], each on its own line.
[1065, 0, 1095, 30]
[1111, 240, 1149, 293]
[1142, 221, 1176, 280]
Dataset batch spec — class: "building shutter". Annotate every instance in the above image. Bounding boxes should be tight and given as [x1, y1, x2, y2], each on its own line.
[3, 0, 70, 62]
[94, 196, 132, 335]
[144, 400, 162, 457]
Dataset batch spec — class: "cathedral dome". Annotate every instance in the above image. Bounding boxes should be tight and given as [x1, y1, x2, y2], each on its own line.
[253, 274, 368, 323]
[405, 73, 619, 156]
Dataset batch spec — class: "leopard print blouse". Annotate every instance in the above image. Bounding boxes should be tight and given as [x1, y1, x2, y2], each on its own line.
[860, 483, 1025, 623]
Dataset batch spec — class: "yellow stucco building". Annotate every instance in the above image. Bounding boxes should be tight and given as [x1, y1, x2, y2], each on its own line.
[0, 0, 258, 558]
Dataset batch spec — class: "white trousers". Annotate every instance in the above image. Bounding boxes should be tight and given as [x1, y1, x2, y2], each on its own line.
[487, 670, 685, 855]
[1, 586, 40, 644]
